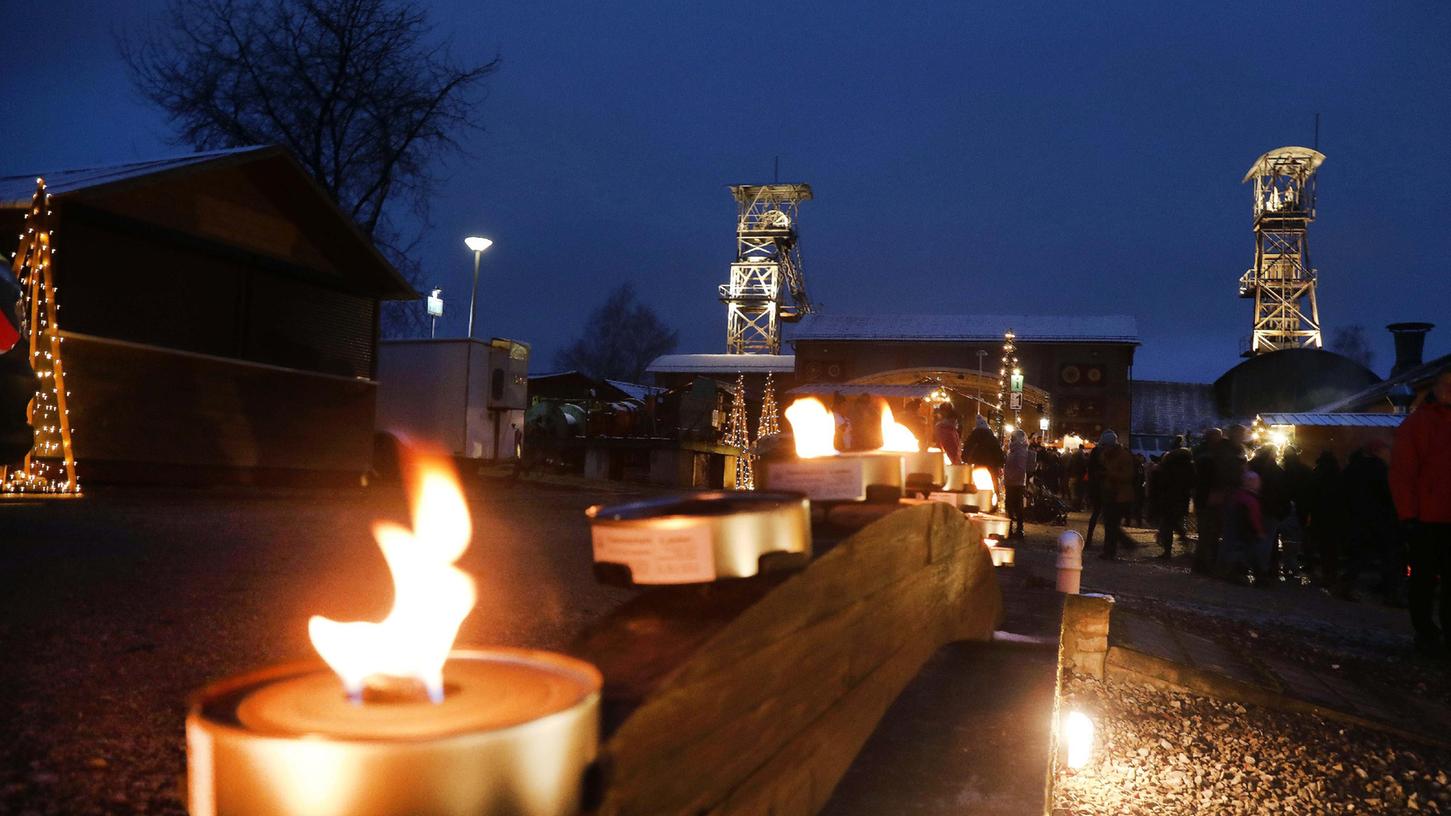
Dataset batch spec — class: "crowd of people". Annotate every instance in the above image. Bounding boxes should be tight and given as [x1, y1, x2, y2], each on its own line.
[850, 369, 1450, 659]
[818, 379, 1448, 658]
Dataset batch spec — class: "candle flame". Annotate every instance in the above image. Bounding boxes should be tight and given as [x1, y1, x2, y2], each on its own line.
[877, 405, 921, 452]
[308, 453, 476, 703]
[784, 398, 838, 458]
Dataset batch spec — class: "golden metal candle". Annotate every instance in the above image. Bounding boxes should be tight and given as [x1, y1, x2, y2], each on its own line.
[587, 490, 811, 585]
[185, 448, 602, 816]
[899, 451, 945, 488]
[968, 512, 1011, 541]
[761, 451, 905, 502]
[186, 649, 600, 816]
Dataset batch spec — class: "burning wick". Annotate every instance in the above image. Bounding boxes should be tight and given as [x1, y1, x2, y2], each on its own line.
[784, 398, 838, 458]
[877, 405, 920, 453]
[784, 398, 924, 458]
[1063, 710, 1094, 769]
[308, 457, 477, 704]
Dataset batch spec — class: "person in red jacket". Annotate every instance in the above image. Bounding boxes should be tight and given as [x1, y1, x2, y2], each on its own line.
[1390, 369, 1451, 657]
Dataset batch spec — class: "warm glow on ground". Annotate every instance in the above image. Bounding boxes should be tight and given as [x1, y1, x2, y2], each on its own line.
[1064, 710, 1094, 769]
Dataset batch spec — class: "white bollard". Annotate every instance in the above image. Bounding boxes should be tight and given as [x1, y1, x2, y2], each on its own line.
[1056, 530, 1085, 594]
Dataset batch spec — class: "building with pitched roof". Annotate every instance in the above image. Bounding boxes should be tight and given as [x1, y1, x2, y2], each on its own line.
[0, 146, 416, 484]
[786, 313, 1140, 438]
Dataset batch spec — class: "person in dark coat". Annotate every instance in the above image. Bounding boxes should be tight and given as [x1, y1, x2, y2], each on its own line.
[934, 404, 962, 465]
[1390, 369, 1451, 656]
[1194, 427, 1248, 574]
[963, 415, 1004, 503]
[1340, 439, 1400, 604]
[1130, 453, 1149, 528]
[1220, 470, 1267, 583]
[1309, 450, 1348, 584]
[850, 394, 883, 451]
[1155, 436, 1196, 558]
[1096, 430, 1137, 559]
[1250, 446, 1291, 578]
[1066, 447, 1088, 511]
[1084, 440, 1108, 548]
[1282, 446, 1316, 570]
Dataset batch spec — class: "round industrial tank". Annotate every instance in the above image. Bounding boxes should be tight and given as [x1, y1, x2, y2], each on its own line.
[1213, 348, 1380, 418]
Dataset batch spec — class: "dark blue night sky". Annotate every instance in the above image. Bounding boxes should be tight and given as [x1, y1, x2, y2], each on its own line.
[3, 1, 1449, 382]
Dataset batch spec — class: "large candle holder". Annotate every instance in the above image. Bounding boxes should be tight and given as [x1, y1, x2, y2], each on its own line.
[187, 648, 600, 816]
[186, 447, 602, 816]
[587, 490, 811, 586]
[760, 451, 905, 502]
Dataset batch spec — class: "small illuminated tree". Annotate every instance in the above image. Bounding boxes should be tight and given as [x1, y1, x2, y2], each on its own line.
[995, 329, 1019, 436]
[2, 178, 79, 495]
[756, 372, 780, 439]
[725, 373, 754, 490]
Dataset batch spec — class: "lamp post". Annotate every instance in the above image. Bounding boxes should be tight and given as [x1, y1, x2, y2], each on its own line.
[464, 236, 493, 339]
[461, 236, 493, 461]
[1039, 415, 1050, 444]
[975, 349, 988, 418]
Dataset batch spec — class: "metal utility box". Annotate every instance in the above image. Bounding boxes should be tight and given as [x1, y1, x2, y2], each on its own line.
[376, 338, 530, 461]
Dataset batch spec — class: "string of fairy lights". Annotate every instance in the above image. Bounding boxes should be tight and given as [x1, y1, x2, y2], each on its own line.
[726, 373, 755, 490]
[2, 178, 80, 496]
[995, 329, 1020, 436]
[724, 371, 782, 491]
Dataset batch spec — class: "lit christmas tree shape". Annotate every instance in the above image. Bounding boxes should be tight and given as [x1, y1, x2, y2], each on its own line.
[756, 372, 780, 440]
[2, 178, 80, 495]
[726, 372, 755, 490]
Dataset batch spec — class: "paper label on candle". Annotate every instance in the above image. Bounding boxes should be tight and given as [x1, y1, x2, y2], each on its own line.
[592, 524, 716, 584]
[766, 458, 866, 501]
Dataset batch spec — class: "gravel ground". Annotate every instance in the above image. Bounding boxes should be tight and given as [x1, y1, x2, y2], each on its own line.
[1053, 672, 1451, 816]
[0, 479, 643, 815]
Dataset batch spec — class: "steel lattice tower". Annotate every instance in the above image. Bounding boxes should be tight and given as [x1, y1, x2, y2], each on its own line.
[719, 184, 813, 354]
[1239, 147, 1326, 355]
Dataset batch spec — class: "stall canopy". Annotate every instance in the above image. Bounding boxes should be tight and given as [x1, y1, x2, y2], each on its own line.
[788, 383, 944, 399]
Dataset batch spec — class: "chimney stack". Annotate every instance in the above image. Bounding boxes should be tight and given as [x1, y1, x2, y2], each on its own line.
[1387, 322, 1434, 378]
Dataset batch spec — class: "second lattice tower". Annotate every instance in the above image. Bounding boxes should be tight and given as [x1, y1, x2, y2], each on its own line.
[719, 184, 813, 354]
[1240, 146, 1326, 355]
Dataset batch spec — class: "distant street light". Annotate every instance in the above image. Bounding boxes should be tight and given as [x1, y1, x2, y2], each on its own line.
[464, 236, 494, 339]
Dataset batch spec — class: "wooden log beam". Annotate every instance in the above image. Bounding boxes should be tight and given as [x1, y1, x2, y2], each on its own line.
[573, 501, 1003, 816]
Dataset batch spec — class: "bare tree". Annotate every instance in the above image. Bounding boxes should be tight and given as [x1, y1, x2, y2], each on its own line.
[122, 0, 499, 336]
[1330, 324, 1375, 370]
[555, 283, 679, 384]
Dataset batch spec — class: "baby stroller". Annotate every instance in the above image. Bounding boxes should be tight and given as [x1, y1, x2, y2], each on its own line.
[1026, 484, 1069, 526]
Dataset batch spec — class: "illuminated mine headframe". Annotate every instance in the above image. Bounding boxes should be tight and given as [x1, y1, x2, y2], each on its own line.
[1240, 146, 1326, 355]
[719, 183, 813, 354]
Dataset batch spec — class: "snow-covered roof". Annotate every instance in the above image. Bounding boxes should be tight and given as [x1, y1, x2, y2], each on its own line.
[1258, 412, 1403, 428]
[0, 146, 274, 207]
[604, 379, 666, 401]
[789, 314, 1139, 344]
[647, 353, 795, 374]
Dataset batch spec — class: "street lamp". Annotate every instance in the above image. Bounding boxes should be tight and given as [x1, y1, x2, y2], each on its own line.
[463, 236, 494, 339]
[975, 349, 988, 417]
[1039, 415, 1050, 443]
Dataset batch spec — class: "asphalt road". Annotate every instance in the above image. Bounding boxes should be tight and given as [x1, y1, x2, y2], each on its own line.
[0, 479, 642, 815]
